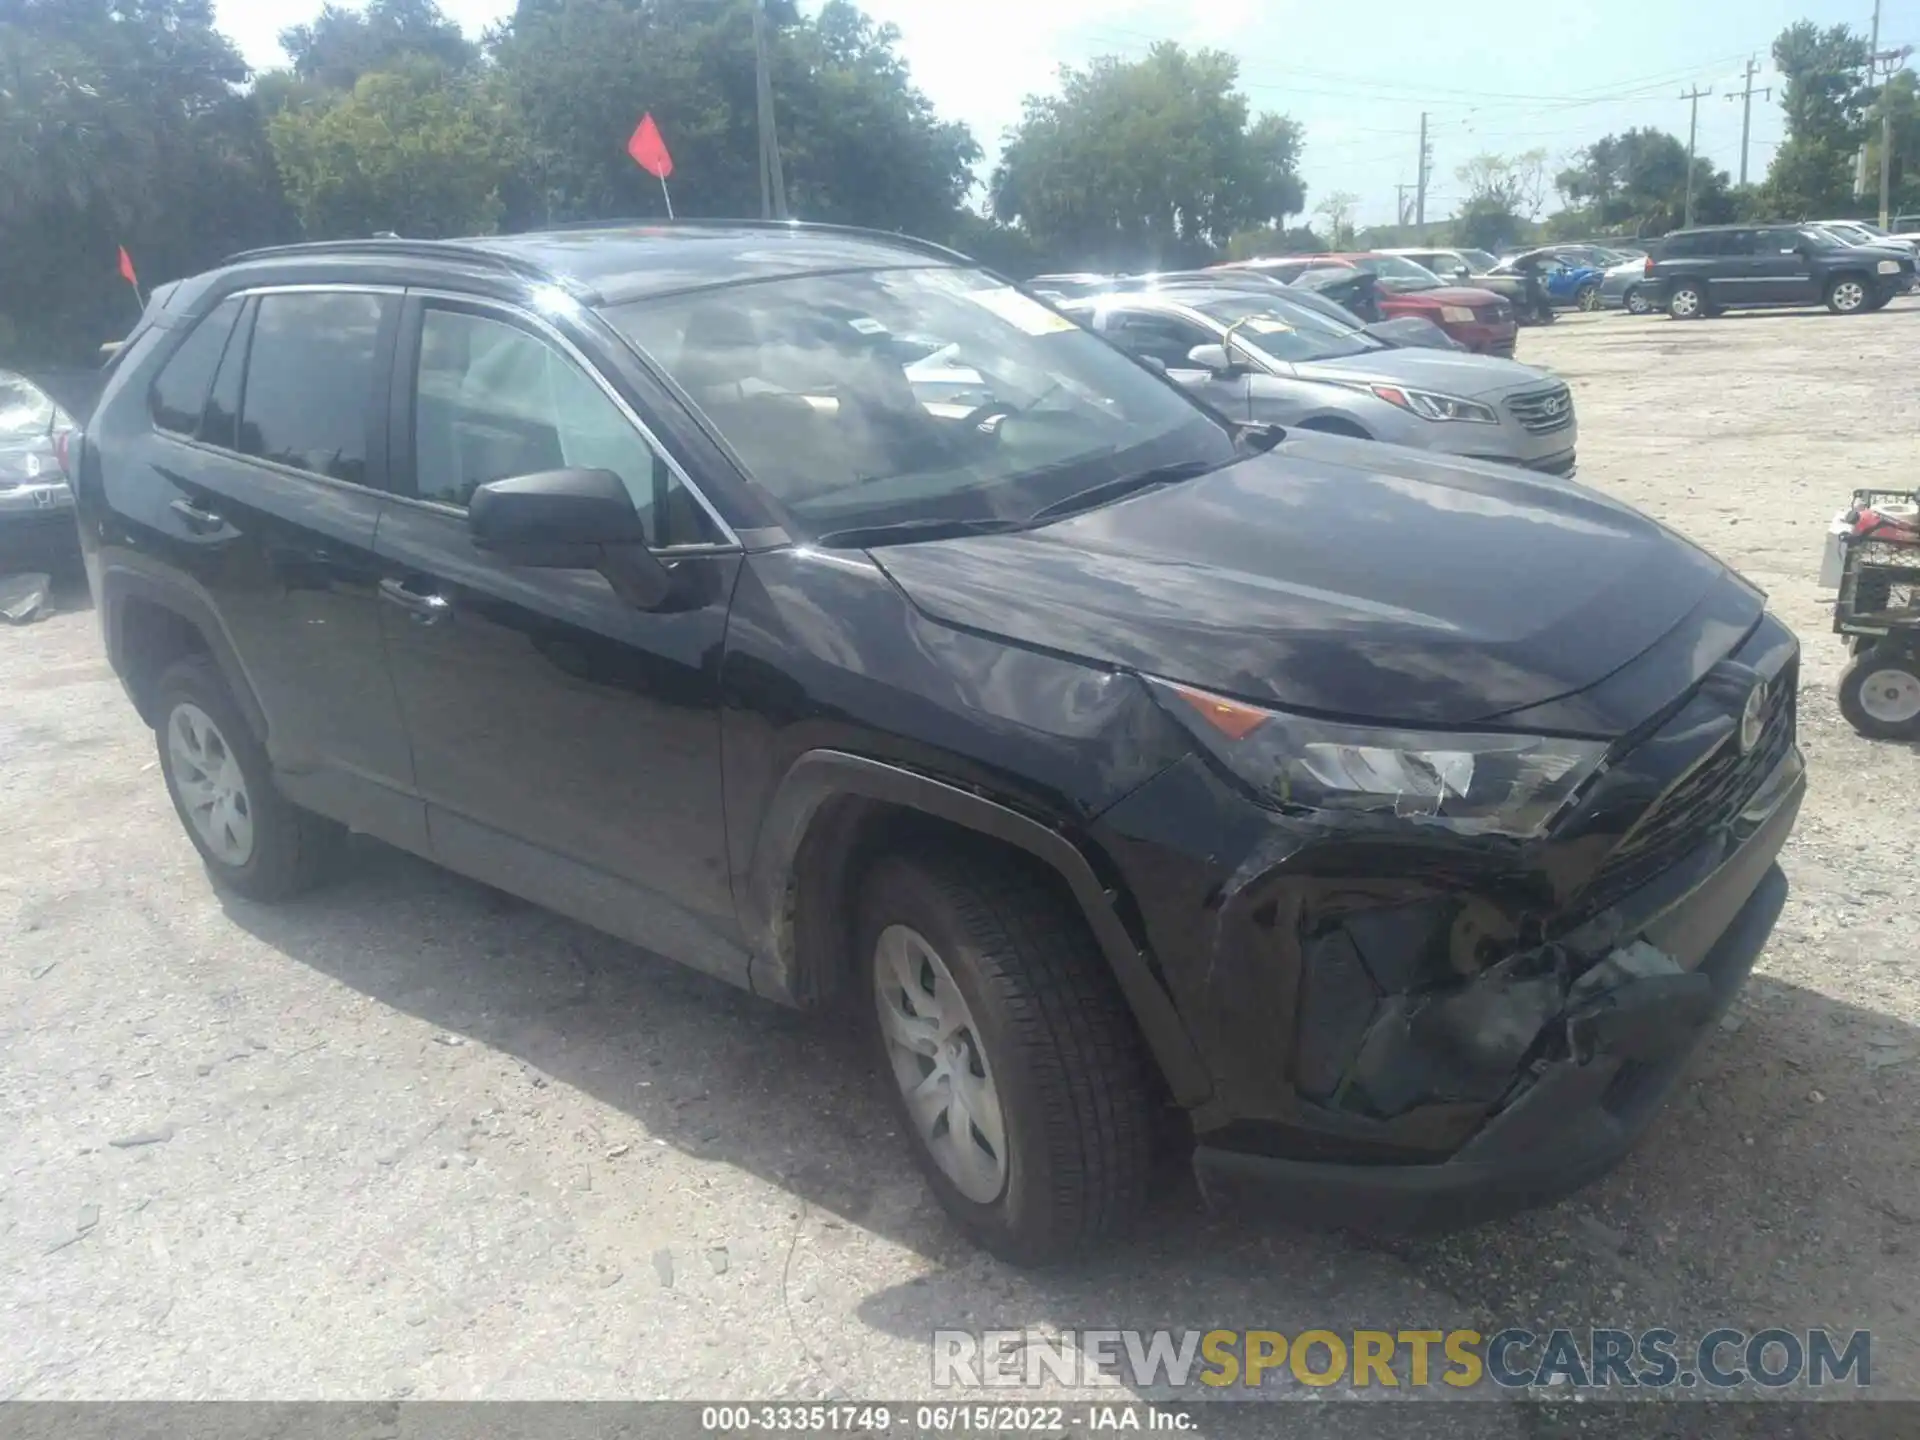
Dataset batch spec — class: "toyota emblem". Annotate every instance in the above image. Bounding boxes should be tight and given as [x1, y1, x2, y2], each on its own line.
[1739, 680, 1770, 753]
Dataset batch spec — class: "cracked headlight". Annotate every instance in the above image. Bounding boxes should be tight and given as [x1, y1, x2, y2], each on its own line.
[1147, 678, 1607, 839]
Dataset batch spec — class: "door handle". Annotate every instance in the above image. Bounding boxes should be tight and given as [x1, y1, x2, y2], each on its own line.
[169, 497, 226, 535]
[379, 577, 451, 625]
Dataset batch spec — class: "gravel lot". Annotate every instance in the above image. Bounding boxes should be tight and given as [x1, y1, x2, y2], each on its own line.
[3, 303, 1918, 1421]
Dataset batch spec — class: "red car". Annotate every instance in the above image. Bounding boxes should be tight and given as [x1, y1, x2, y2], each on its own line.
[1218, 253, 1519, 356]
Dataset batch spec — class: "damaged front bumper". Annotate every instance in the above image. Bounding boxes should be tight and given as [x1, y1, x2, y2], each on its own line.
[1096, 617, 1805, 1234]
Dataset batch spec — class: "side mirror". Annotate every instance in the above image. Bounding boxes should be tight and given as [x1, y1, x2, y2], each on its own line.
[469, 467, 673, 609]
[1454, 265, 1471, 281]
[1186, 343, 1247, 378]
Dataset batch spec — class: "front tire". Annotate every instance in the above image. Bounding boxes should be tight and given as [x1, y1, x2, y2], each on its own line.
[154, 656, 341, 901]
[1838, 649, 1920, 740]
[1668, 283, 1706, 319]
[859, 846, 1153, 1265]
[1827, 275, 1870, 314]
[1576, 283, 1601, 311]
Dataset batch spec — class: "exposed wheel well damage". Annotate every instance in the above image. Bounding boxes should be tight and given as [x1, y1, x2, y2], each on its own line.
[743, 752, 1213, 1107]
[115, 597, 211, 727]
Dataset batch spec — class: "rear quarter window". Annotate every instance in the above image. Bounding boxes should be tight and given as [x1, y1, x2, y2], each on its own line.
[148, 297, 243, 436]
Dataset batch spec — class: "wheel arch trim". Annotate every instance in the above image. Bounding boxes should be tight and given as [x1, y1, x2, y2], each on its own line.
[99, 562, 269, 741]
[741, 749, 1214, 1106]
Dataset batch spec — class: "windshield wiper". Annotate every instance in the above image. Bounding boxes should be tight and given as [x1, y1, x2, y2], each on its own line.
[1024, 459, 1221, 527]
[813, 516, 1025, 549]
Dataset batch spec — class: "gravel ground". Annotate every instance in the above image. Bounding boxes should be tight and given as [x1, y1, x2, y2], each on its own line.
[2, 304, 1917, 1422]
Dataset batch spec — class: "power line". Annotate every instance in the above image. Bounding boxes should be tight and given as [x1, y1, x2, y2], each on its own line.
[1726, 56, 1771, 186]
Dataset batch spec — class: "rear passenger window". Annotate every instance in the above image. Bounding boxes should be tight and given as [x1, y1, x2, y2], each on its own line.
[148, 297, 242, 436]
[239, 291, 388, 485]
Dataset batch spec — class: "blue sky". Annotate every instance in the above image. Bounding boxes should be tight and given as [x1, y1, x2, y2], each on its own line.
[214, 0, 1910, 225]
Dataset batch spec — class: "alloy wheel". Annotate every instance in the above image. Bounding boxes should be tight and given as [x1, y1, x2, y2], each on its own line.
[1578, 285, 1601, 311]
[1671, 288, 1701, 318]
[167, 701, 255, 866]
[1625, 289, 1650, 315]
[1833, 281, 1866, 313]
[873, 923, 1009, 1204]
[1858, 668, 1920, 725]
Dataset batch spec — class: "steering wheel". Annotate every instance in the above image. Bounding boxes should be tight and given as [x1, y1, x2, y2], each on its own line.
[957, 400, 1016, 434]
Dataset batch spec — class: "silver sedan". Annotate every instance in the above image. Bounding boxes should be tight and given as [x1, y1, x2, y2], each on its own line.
[1065, 286, 1576, 474]
[0, 371, 77, 536]
[1598, 255, 1655, 314]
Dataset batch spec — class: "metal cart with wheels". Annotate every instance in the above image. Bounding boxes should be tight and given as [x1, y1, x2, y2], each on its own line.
[1823, 488, 1920, 740]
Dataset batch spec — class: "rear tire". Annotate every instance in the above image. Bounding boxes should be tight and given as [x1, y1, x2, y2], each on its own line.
[1826, 275, 1870, 314]
[1668, 283, 1706, 319]
[1624, 287, 1651, 316]
[154, 656, 342, 901]
[1838, 648, 1920, 741]
[858, 846, 1153, 1265]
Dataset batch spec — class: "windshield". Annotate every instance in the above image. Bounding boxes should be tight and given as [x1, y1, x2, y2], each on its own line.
[1458, 249, 1500, 270]
[1190, 296, 1380, 362]
[0, 377, 57, 440]
[608, 266, 1228, 534]
[1801, 227, 1846, 250]
[1346, 254, 1443, 291]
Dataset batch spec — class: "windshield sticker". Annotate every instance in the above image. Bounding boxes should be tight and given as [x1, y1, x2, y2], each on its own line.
[1243, 318, 1294, 334]
[848, 317, 889, 335]
[965, 285, 1081, 336]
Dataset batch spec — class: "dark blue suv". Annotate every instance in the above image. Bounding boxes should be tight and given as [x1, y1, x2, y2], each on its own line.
[73, 223, 1803, 1263]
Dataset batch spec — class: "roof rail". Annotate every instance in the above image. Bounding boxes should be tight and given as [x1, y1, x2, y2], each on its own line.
[219, 237, 583, 294]
[510, 215, 976, 266]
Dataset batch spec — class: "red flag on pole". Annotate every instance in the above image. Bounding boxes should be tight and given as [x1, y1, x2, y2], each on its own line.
[627, 114, 673, 179]
[116, 244, 145, 309]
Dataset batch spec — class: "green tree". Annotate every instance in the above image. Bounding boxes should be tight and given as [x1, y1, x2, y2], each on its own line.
[1555, 128, 1733, 235]
[1450, 149, 1548, 249]
[493, 0, 976, 240]
[281, 0, 477, 91]
[1759, 22, 1872, 217]
[989, 42, 1305, 269]
[0, 0, 291, 362]
[268, 61, 520, 239]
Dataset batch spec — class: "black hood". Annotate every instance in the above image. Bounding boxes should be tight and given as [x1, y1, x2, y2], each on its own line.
[870, 435, 1750, 730]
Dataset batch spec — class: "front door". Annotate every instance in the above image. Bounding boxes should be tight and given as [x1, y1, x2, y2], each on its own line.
[136, 285, 423, 848]
[372, 294, 748, 981]
[1104, 309, 1251, 419]
[1747, 228, 1820, 304]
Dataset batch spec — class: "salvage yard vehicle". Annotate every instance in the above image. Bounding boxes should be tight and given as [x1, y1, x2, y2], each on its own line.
[75, 222, 1802, 1262]
[1822, 489, 1920, 740]
[1647, 224, 1916, 318]
[1223, 253, 1519, 354]
[1378, 247, 1527, 307]
[0, 370, 82, 555]
[1064, 284, 1577, 472]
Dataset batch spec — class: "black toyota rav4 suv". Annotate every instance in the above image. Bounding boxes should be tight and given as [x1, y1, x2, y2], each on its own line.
[74, 223, 1803, 1264]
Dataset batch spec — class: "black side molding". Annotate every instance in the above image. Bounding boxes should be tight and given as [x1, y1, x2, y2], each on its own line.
[741, 750, 1214, 1107]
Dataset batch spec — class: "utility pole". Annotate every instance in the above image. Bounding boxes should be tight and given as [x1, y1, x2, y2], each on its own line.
[1679, 84, 1712, 227]
[1414, 112, 1430, 229]
[1870, 39, 1913, 230]
[1726, 57, 1770, 187]
[751, 0, 789, 220]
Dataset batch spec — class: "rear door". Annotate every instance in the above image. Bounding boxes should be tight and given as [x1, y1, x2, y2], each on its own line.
[130, 285, 423, 847]
[372, 291, 749, 981]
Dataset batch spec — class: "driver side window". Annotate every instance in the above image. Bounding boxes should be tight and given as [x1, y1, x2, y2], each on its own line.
[1107, 311, 1213, 369]
[412, 305, 716, 546]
